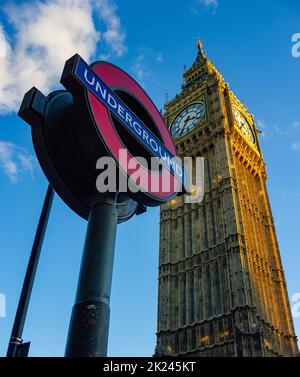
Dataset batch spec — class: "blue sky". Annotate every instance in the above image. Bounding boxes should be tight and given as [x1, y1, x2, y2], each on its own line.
[0, 0, 300, 356]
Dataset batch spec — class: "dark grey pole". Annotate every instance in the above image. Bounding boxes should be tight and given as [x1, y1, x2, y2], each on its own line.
[6, 184, 55, 357]
[65, 194, 118, 357]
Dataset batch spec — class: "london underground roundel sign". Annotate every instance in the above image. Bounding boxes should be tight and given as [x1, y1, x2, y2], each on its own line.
[62, 55, 187, 200]
[19, 54, 187, 220]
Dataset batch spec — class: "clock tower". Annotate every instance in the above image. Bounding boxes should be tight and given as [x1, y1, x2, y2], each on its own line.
[155, 39, 298, 357]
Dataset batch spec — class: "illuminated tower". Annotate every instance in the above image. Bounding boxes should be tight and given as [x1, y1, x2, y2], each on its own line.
[155, 39, 298, 357]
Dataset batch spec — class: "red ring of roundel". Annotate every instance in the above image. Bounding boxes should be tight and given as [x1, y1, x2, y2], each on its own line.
[87, 62, 180, 200]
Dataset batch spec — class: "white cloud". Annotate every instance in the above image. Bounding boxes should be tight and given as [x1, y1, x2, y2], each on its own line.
[132, 52, 150, 87]
[131, 48, 164, 87]
[0, 293, 5, 318]
[0, 24, 7, 58]
[95, 0, 126, 57]
[0, 0, 126, 114]
[256, 119, 268, 139]
[156, 53, 164, 62]
[272, 124, 285, 136]
[99, 53, 111, 60]
[199, 0, 218, 6]
[0, 141, 36, 182]
[292, 121, 300, 129]
[191, 0, 218, 14]
[292, 142, 300, 151]
[256, 118, 287, 140]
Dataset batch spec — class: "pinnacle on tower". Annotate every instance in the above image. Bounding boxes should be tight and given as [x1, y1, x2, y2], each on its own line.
[195, 37, 206, 62]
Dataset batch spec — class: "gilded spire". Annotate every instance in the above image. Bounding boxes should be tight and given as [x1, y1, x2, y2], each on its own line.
[195, 37, 206, 63]
[197, 37, 203, 52]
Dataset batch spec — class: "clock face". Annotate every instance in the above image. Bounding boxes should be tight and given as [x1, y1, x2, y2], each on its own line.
[170, 103, 205, 138]
[232, 106, 255, 144]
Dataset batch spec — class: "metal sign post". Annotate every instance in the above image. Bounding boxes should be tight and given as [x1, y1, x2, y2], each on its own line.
[6, 184, 54, 357]
[65, 194, 117, 356]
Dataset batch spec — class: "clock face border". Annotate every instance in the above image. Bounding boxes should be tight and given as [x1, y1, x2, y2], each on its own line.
[232, 105, 256, 145]
[170, 102, 206, 139]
